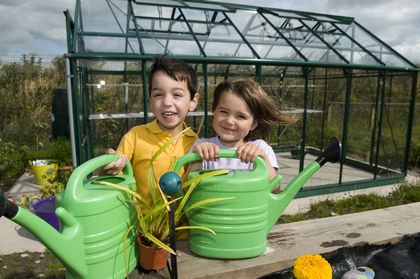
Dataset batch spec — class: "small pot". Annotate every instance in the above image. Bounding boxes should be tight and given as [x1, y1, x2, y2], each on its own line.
[29, 160, 58, 186]
[137, 236, 168, 271]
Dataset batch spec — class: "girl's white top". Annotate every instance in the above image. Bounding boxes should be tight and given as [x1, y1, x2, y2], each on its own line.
[191, 137, 278, 170]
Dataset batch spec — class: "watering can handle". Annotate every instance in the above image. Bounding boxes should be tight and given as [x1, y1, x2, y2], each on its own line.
[172, 149, 263, 172]
[65, 155, 134, 201]
[172, 149, 282, 186]
[0, 190, 19, 219]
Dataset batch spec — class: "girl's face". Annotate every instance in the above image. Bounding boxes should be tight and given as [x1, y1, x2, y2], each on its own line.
[212, 91, 257, 148]
[150, 71, 198, 136]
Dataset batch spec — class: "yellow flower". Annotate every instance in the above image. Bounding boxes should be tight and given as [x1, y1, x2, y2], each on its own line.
[293, 254, 332, 279]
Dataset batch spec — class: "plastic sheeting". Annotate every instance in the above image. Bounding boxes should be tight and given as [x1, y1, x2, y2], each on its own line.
[259, 233, 420, 279]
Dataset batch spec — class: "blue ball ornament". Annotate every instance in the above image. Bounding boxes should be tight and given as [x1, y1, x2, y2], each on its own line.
[341, 266, 375, 279]
[159, 172, 182, 196]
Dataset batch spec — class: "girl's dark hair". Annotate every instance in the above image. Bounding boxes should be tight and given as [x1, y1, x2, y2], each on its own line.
[212, 78, 297, 141]
[148, 55, 198, 99]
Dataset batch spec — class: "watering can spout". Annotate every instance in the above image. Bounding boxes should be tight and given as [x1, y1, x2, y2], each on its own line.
[267, 137, 342, 232]
[315, 137, 342, 166]
[0, 190, 87, 278]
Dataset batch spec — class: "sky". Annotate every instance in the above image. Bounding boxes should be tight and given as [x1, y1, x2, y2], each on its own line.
[0, 0, 419, 63]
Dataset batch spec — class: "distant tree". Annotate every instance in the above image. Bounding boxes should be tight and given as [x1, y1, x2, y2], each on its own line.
[0, 54, 65, 147]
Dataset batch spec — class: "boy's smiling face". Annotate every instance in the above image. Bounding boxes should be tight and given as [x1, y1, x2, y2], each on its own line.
[150, 71, 198, 137]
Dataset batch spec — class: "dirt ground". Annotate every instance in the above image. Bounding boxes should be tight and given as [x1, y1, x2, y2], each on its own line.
[0, 250, 65, 279]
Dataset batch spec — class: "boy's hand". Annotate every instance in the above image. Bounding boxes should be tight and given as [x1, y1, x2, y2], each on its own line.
[236, 143, 267, 163]
[193, 142, 220, 161]
[102, 148, 127, 175]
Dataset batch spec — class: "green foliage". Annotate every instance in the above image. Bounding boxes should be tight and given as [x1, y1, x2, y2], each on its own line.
[48, 138, 73, 166]
[96, 129, 232, 254]
[0, 141, 28, 192]
[388, 182, 420, 204]
[40, 180, 65, 199]
[326, 194, 392, 215]
[0, 54, 65, 148]
[34, 162, 66, 199]
[24, 138, 72, 166]
[409, 126, 420, 169]
[278, 181, 420, 224]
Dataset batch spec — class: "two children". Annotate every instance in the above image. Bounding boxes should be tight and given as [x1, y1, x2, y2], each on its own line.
[107, 55, 292, 200]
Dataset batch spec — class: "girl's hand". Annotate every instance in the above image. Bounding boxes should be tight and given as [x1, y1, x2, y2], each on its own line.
[237, 143, 278, 190]
[193, 142, 220, 161]
[236, 143, 267, 163]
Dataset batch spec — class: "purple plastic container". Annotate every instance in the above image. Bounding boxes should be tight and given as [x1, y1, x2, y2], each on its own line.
[31, 197, 61, 231]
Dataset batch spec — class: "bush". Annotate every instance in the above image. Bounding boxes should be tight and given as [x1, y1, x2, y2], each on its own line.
[0, 138, 72, 193]
[0, 141, 29, 192]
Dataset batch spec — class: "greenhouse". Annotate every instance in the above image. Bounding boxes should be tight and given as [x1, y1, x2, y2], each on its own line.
[64, 0, 418, 196]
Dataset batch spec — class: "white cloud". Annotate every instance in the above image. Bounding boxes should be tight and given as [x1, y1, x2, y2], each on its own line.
[0, 1, 74, 55]
[1, 0, 418, 63]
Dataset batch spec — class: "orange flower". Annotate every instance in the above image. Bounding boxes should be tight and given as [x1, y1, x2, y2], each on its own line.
[293, 254, 332, 279]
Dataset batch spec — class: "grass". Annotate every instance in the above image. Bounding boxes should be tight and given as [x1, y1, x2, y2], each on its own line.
[1, 181, 419, 277]
[0, 250, 65, 279]
[278, 181, 420, 224]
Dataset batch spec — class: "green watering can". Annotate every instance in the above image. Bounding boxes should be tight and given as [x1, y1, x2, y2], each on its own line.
[0, 155, 138, 279]
[171, 138, 341, 259]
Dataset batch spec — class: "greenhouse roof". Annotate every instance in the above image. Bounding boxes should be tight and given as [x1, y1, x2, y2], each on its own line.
[67, 0, 418, 71]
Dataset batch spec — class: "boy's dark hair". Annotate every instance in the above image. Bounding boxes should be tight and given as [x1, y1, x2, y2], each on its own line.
[212, 78, 297, 141]
[148, 55, 198, 99]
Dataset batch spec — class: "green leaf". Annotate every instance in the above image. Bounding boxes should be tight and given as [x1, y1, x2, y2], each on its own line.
[175, 225, 216, 235]
[143, 232, 175, 255]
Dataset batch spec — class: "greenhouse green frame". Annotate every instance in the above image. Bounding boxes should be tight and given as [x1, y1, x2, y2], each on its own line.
[65, 0, 418, 197]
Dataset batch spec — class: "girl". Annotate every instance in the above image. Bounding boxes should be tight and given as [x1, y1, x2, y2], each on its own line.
[189, 78, 296, 190]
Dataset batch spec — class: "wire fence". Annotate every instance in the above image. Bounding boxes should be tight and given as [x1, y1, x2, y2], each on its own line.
[0, 55, 59, 69]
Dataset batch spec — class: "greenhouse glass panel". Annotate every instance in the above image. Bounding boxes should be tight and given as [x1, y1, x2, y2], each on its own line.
[124, 38, 140, 54]
[167, 39, 202, 55]
[223, 10, 259, 31]
[204, 25, 242, 42]
[338, 23, 413, 68]
[142, 38, 169, 54]
[267, 10, 308, 20]
[256, 44, 304, 61]
[82, 36, 129, 53]
[136, 18, 190, 33]
[204, 42, 255, 58]
[80, 0, 128, 33]
[343, 50, 380, 66]
[310, 14, 344, 23]
[134, 0, 183, 7]
[184, 2, 231, 11]
[131, 4, 175, 18]
[380, 54, 413, 69]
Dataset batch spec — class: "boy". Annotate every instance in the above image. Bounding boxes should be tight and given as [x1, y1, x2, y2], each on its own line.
[104, 55, 199, 204]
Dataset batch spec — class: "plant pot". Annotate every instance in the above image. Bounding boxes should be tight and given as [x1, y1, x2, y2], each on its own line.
[30, 160, 58, 186]
[137, 237, 168, 271]
[30, 196, 61, 231]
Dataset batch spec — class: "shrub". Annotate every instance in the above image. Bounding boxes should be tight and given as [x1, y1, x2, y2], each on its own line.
[0, 141, 28, 192]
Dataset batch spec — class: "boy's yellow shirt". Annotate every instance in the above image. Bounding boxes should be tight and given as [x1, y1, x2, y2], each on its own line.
[116, 119, 198, 206]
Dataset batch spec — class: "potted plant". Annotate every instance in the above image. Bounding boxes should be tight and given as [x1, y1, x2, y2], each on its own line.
[29, 159, 59, 187]
[25, 139, 72, 231]
[23, 168, 66, 231]
[96, 128, 232, 270]
[28, 120, 60, 187]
